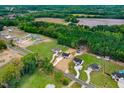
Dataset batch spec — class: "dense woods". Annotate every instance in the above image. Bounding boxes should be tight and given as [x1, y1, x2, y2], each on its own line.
[18, 21, 124, 62]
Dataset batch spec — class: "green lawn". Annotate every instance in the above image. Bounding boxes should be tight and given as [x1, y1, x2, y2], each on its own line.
[27, 40, 68, 61]
[69, 53, 124, 88]
[18, 71, 64, 88]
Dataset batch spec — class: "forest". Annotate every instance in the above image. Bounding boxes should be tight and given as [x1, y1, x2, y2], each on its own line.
[1, 6, 124, 18]
[0, 5, 124, 62]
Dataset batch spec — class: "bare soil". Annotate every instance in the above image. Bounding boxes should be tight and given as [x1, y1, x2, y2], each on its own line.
[0, 49, 22, 67]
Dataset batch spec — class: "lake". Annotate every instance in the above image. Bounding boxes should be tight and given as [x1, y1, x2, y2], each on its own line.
[78, 18, 124, 27]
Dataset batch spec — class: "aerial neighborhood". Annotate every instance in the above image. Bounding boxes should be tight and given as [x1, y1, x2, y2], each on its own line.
[0, 5, 124, 88]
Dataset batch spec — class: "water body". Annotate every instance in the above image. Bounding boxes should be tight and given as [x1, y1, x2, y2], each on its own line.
[78, 18, 124, 27]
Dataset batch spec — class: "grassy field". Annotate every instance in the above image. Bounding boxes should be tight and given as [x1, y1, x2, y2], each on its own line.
[69, 53, 124, 88]
[18, 71, 65, 88]
[27, 40, 68, 61]
[70, 82, 81, 88]
[34, 18, 67, 25]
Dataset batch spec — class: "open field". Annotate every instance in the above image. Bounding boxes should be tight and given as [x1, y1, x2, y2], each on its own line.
[27, 39, 68, 61]
[34, 18, 67, 25]
[77, 53, 124, 87]
[78, 18, 124, 27]
[18, 70, 65, 88]
[0, 49, 22, 68]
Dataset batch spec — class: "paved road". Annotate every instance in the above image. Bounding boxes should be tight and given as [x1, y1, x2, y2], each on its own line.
[54, 68, 96, 88]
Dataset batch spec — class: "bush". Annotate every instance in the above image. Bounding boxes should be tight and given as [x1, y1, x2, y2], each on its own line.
[21, 53, 37, 75]
[62, 78, 69, 85]
[0, 59, 23, 88]
[0, 40, 7, 50]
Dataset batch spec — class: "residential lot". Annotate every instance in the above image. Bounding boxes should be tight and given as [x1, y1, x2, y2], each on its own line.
[69, 53, 124, 88]
[27, 39, 68, 61]
[0, 26, 48, 48]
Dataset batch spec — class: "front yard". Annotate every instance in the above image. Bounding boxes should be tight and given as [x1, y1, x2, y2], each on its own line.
[69, 53, 124, 88]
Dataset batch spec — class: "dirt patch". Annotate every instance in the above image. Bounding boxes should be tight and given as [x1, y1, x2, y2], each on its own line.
[55, 48, 76, 73]
[0, 49, 22, 67]
[55, 58, 72, 73]
[3, 26, 28, 38]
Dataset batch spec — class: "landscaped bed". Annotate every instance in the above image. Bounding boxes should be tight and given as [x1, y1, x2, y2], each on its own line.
[69, 53, 124, 88]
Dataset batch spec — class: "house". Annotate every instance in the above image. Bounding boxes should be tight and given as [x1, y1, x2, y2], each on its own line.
[73, 57, 84, 66]
[62, 52, 70, 58]
[104, 56, 110, 61]
[88, 64, 100, 71]
[52, 48, 62, 54]
[112, 70, 124, 81]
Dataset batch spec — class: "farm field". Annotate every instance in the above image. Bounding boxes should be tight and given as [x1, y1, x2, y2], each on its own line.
[27, 39, 68, 61]
[78, 18, 124, 27]
[18, 70, 65, 88]
[69, 53, 124, 88]
[34, 18, 68, 25]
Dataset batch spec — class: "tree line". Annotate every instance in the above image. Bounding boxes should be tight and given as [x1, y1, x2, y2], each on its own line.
[0, 17, 124, 62]
[18, 21, 124, 62]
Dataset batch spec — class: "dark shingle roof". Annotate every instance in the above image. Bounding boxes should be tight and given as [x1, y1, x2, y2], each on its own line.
[112, 72, 124, 78]
[73, 57, 82, 65]
[62, 53, 70, 57]
[88, 64, 100, 70]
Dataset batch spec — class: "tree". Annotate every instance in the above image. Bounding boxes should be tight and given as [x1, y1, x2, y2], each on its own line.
[21, 53, 37, 74]
[0, 40, 7, 50]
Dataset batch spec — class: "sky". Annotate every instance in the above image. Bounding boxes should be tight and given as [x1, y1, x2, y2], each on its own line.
[0, 0, 124, 5]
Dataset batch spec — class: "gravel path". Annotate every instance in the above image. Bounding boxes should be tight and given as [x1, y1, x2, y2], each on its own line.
[117, 79, 124, 88]
[53, 56, 63, 66]
[50, 53, 57, 63]
[74, 65, 82, 79]
[84, 68, 92, 84]
[67, 81, 76, 88]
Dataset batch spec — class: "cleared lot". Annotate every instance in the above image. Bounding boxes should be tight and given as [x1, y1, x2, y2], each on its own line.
[0, 49, 22, 67]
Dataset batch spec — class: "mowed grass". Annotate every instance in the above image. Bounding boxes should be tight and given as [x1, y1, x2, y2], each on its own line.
[34, 18, 68, 25]
[69, 53, 124, 88]
[80, 53, 124, 88]
[27, 40, 68, 61]
[18, 71, 64, 88]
